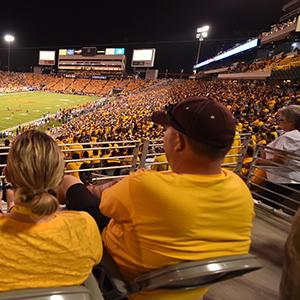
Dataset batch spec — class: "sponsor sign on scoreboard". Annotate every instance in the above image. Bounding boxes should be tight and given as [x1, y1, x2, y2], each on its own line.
[105, 48, 125, 55]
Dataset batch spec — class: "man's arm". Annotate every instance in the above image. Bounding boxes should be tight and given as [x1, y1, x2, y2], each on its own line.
[57, 175, 111, 231]
[57, 175, 82, 205]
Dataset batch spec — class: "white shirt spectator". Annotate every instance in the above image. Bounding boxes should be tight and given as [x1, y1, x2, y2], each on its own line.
[266, 130, 300, 183]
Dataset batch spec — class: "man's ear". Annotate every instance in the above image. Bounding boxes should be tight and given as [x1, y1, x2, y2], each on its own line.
[174, 131, 186, 152]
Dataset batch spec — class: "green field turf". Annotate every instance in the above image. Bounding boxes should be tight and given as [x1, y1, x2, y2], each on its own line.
[0, 92, 99, 130]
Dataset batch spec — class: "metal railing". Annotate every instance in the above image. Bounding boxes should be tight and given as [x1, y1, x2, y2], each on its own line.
[0, 134, 251, 183]
[60, 140, 141, 183]
[137, 133, 251, 173]
[247, 145, 300, 219]
[222, 133, 251, 175]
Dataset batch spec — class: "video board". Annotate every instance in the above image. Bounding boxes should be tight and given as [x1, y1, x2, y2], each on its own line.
[39, 51, 55, 66]
[131, 49, 156, 68]
[58, 48, 126, 74]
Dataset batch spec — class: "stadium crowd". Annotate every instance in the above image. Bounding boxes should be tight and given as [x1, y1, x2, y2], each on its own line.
[225, 51, 300, 73]
[1, 74, 300, 183]
[1, 76, 299, 173]
[260, 17, 297, 38]
[49, 79, 300, 148]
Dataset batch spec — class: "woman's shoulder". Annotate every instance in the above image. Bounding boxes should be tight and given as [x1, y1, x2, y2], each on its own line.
[268, 130, 299, 145]
[56, 210, 96, 224]
[53, 211, 100, 239]
[284, 130, 300, 139]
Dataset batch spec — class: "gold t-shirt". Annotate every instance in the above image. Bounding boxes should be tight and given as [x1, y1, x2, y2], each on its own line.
[0, 211, 102, 291]
[101, 169, 254, 300]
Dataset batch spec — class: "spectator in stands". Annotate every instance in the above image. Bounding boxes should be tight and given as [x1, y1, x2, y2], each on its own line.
[66, 152, 82, 179]
[59, 97, 254, 300]
[0, 130, 102, 292]
[257, 105, 300, 210]
[91, 149, 101, 168]
[150, 147, 170, 171]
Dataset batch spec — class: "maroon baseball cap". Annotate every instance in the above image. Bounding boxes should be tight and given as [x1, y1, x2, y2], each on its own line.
[152, 96, 236, 149]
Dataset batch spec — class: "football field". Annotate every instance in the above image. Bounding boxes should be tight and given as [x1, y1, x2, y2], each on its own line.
[0, 92, 99, 130]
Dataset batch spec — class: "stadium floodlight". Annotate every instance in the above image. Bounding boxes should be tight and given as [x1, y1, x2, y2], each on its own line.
[197, 25, 210, 33]
[195, 25, 210, 65]
[4, 34, 15, 72]
[4, 34, 14, 42]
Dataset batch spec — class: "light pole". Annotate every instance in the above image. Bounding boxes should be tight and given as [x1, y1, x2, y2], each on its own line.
[195, 25, 209, 65]
[4, 34, 15, 72]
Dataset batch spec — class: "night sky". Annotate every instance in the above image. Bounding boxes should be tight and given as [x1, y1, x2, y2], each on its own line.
[0, 0, 287, 73]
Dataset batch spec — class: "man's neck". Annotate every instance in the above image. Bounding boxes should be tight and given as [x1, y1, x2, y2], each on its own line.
[171, 159, 223, 175]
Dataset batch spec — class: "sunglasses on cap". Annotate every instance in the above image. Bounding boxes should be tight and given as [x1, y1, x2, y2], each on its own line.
[164, 103, 187, 134]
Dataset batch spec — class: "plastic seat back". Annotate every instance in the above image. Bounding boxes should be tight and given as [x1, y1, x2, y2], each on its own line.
[96, 253, 262, 300]
[0, 274, 104, 300]
[0, 286, 92, 300]
[129, 254, 262, 293]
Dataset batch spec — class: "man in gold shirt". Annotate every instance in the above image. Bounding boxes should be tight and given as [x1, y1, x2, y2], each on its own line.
[61, 96, 254, 300]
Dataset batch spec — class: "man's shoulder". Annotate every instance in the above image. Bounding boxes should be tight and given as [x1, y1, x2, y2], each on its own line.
[222, 169, 252, 190]
[129, 169, 166, 178]
[125, 169, 172, 187]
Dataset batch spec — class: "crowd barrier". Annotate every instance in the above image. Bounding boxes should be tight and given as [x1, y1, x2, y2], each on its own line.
[61, 140, 140, 182]
[247, 144, 300, 218]
[0, 133, 251, 181]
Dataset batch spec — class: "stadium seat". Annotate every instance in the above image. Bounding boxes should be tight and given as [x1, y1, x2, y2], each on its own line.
[0, 274, 104, 300]
[96, 250, 263, 300]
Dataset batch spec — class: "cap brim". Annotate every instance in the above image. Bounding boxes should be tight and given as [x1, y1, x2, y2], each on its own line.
[151, 111, 170, 126]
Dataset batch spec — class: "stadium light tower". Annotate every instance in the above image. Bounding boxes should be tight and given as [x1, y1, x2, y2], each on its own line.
[195, 25, 209, 65]
[4, 34, 15, 72]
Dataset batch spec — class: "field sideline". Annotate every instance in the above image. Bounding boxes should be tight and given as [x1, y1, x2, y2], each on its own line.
[0, 92, 99, 130]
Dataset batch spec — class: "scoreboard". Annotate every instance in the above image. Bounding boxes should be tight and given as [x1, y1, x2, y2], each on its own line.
[58, 48, 126, 74]
[131, 49, 156, 68]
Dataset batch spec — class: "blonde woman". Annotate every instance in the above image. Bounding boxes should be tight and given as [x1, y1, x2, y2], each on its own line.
[0, 130, 102, 292]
